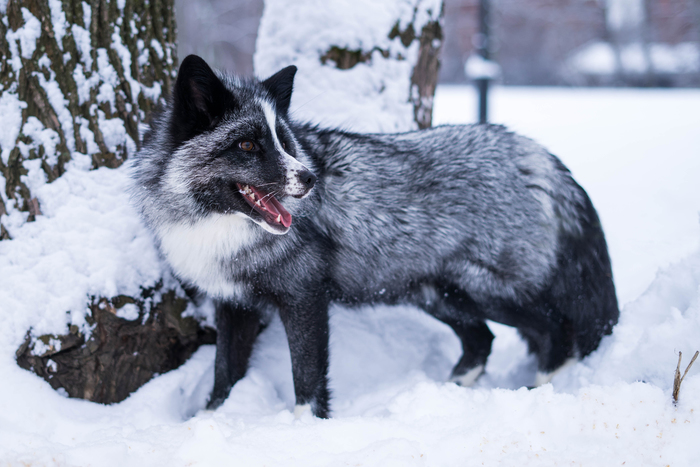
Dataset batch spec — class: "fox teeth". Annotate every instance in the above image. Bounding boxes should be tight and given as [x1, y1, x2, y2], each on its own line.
[276, 214, 281, 223]
[240, 185, 256, 200]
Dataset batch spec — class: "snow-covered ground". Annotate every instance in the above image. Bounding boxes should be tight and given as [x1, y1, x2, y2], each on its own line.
[1, 86, 700, 465]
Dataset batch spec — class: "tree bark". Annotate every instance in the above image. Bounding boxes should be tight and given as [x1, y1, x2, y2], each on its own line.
[16, 287, 215, 404]
[1, 0, 176, 229]
[407, 17, 443, 129]
[3, 0, 213, 404]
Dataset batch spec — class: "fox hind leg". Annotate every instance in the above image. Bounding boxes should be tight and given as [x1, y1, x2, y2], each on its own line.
[444, 319, 494, 386]
[419, 285, 493, 386]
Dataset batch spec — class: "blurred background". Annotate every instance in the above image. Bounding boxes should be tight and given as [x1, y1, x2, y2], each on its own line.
[176, 0, 700, 87]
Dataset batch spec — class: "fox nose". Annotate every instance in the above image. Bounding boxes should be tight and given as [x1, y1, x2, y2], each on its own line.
[299, 169, 316, 190]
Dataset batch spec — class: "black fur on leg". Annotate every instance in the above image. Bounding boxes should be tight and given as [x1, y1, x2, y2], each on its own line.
[208, 301, 264, 410]
[447, 320, 494, 380]
[517, 312, 575, 374]
[278, 291, 331, 419]
[420, 285, 494, 382]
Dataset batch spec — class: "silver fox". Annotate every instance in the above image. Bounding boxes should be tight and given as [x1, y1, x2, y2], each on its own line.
[131, 55, 619, 418]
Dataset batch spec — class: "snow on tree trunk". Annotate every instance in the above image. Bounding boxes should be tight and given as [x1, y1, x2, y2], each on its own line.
[254, 0, 444, 133]
[2, 0, 214, 404]
[1, 0, 176, 233]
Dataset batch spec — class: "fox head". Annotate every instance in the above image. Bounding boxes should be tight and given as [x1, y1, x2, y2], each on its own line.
[150, 54, 316, 235]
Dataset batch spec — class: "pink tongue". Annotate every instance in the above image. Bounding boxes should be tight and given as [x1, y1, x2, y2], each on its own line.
[249, 185, 292, 228]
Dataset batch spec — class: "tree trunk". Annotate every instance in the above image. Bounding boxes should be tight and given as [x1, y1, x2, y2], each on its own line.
[16, 287, 215, 404]
[3, 0, 213, 404]
[1, 0, 176, 228]
[409, 18, 443, 129]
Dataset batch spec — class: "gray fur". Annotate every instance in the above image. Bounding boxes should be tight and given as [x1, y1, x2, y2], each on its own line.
[309, 125, 584, 305]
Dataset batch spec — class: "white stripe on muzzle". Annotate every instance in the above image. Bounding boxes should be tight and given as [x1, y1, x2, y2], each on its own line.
[259, 99, 311, 197]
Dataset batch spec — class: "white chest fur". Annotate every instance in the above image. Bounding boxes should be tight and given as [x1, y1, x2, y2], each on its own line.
[157, 213, 257, 298]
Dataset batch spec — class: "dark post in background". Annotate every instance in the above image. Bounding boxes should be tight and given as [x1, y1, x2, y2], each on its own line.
[476, 0, 491, 124]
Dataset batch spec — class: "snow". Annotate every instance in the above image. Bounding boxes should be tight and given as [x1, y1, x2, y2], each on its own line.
[0, 159, 173, 343]
[651, 43, 700, 74]
[35, 64, 76, 153]
[48, 0, 67, 51]
[1, 0, 168, 245]
[96, 48, 120, 111]
[71, 23, 93, 69]
[1, 6, 700, 458]
[1, 85, 699, 464]
[5, 8, 41, 60]
[82, 2, 91, 30]
[0, 91, 25, 164]
[254, 0, 442, 133]
[565, 41, 700, 77]
[1, 4, 699, 456]
[19, 117, 61, 168]
[464, 54, 501, 80]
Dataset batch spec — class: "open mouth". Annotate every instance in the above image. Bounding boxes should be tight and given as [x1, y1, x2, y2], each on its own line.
[236, 183, 292, 230]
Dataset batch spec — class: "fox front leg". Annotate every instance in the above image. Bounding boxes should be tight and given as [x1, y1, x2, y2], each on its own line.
[208, 301, 264, 410]
[278, 294, 331, 418]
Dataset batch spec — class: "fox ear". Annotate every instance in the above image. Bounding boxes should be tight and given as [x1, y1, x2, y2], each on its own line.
[171, 55, 235, 143]
[262, 65, 297, 115]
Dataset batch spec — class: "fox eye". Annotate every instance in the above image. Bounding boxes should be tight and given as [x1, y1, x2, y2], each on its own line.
[239, 140, 256, 151]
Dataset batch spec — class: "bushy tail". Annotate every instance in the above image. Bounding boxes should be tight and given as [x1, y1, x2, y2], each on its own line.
[551, 188, 619, 357]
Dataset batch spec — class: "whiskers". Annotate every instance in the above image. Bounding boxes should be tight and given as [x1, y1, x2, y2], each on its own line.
[260, 189, 281, 203]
